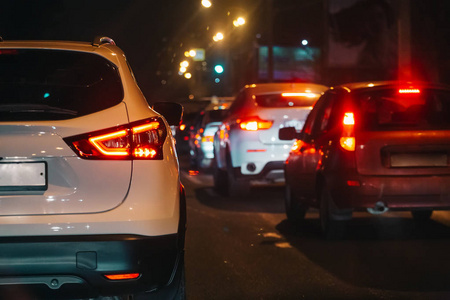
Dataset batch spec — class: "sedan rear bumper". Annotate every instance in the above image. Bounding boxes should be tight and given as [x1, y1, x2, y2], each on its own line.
[329, 174, 450, 210]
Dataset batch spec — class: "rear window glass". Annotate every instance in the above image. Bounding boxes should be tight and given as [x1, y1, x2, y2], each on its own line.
[204, 109, 228, 123]
[357, 88, 450, 130]
[0, 49, 123, 121]
[255, 93, 320, 108]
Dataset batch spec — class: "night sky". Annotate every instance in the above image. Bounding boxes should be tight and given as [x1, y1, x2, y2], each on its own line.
[0, 0, 326, 100]
[0, 1, 448, 101]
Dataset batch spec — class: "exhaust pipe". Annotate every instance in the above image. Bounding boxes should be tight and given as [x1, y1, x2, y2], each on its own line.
[367, 201, 389, 215]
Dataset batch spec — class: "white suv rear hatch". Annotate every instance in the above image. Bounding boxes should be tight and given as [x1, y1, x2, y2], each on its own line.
[0, 106, 131, 216]
[0, 47, 131, 216]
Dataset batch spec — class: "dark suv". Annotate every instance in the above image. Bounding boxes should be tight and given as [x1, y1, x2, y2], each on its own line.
[280, 81, 450, 238]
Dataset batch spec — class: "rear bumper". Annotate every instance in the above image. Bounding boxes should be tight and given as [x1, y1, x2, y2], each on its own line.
[0, 234, 183, 299]
[233, 161, 285, 181]
[329, 174, 450, 211]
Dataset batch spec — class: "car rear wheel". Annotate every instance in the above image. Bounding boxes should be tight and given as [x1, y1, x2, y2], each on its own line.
[226, 154, 250, 197]
[285, 184, 308, 223]
[132, 259, 185, 300]
[212, 158, 228, 195]
[319, 186, 347, 240]
[411, 210, 433, 221]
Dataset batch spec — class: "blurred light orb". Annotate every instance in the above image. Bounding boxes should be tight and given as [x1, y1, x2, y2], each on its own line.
[302, 39, 308, 46]
[214, 65, 224, 74]
[213, 32, 224, 42]
[215, 78, 220, 83]
[201, 0, 212, 8]
[184, 73, 192, 79]
[189, 50, 197, 57]
[180, 60, 189, 68]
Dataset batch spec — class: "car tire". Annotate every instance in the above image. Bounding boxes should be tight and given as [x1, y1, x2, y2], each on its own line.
[411, 210, 433, 221]
[133, 258, 186, 300]
[285, 184, 308, 223]
[212, 158, 228, 195]
[227, 170, 250, 197]
[189, 150, 199, 169]
[319, 186, 346, 240]
[226, 154, 250, 197]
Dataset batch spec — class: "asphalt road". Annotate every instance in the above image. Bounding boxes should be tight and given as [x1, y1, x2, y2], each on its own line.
[179, 155, 450, 300]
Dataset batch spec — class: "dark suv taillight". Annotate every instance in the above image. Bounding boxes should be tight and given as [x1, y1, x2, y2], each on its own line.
[64, 117, 167, 160]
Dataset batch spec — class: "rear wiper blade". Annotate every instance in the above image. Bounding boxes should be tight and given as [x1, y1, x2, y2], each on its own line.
[0, 104, 77, 116]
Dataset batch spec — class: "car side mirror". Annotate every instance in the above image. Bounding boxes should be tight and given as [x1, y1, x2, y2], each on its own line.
[279, 127, 299, 140]
[152, 102, 184, 126]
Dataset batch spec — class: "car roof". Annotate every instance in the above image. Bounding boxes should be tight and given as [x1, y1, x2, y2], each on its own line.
[242, 82, 329, 94]
[334, 80, 450, 93]
[0, 38, 124, 57]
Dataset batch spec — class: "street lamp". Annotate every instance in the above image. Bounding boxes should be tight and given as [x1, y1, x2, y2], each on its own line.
[180, 60, 189, 68]
[201, 0, 212, 8]
[233, 17, 246, 27]
[213, 32, 224, 42]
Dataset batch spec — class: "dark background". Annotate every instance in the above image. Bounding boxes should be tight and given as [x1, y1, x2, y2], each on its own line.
[0, 0, 448, 103]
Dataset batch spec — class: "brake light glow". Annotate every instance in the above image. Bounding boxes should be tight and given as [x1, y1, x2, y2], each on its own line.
[238, 117, 273, 131]
[64, 117, 166, 160]
[291, 140, 304, 153]
[340, 112, 355, 151]
[104, 273, 140, 280]
[340, 137, 355, 151]
[201, 136, 214, 143]
[282, 92, 317, 98]
[399, 88, 420, 94]
[88, 130, 129, 156]
[343, 112, 355, 125]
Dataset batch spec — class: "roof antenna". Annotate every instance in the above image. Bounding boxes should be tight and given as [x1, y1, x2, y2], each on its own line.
[92, 36, 115, 47]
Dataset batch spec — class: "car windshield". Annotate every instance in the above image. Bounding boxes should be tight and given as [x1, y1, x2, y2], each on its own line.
[255, 93, 319, 108]
[0, 49, 123, 121]
[357, 88, 450, 130]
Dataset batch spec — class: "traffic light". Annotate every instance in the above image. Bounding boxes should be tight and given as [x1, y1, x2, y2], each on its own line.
[214, 64, 224, 74]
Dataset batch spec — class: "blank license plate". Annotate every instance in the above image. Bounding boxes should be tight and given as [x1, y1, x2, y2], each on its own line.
[0, 162, 47, 191]
[390, 153, 448, 167]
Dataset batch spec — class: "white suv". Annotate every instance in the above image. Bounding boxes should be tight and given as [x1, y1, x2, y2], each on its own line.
[212, 82, 328, 196]
[0, 37, 185, 299]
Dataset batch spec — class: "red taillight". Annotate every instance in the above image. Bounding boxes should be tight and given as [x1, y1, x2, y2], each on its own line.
[340, 112, 355, 151]
[343, 112, 355, 125]
[104, 273, 140, 280]
[237, 116, 273, 131]
[64, 117, 167, 160]
[399, 88, 421, 94]
[88, 130, 129, 157]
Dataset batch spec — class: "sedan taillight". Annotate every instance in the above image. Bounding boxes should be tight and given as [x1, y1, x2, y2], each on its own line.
[339, 112, 355, 151]
[64, 117, 167, 160]
[237, 116, 273, 131]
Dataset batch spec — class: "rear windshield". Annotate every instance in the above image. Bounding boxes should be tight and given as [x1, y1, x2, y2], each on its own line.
[255, 93, 320, 108]
[205, 109, 228, 123]
[357, 88, 450, 130]
[0, 49, 123, 121]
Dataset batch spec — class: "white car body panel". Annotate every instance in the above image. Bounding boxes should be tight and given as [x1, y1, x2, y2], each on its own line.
[215, 83, 328, 181]
[0, 41, 181, 237]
